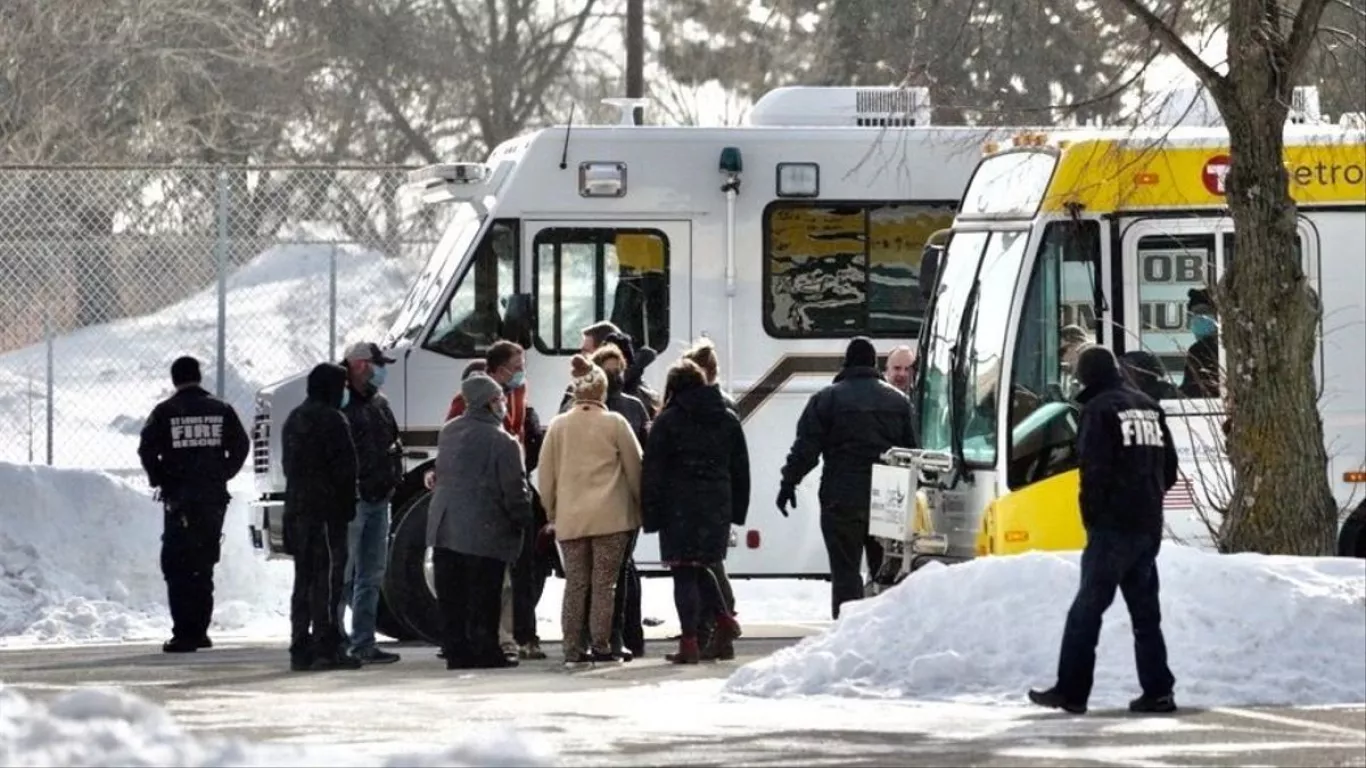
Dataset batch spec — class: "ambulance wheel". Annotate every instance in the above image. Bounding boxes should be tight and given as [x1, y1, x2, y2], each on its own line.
[1337, 501, 1366, 558]
[381, 491, 443, 645]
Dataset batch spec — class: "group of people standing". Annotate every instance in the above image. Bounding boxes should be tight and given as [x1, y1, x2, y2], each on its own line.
[424, 325, 751, 668]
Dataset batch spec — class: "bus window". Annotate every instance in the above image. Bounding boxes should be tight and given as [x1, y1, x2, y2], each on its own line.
[1006, 220, 1100, 489]
[533, 228, 669, 354]
[423, 220, 518, 358]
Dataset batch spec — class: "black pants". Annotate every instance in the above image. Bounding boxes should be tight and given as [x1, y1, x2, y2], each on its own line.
[581, 531, 644, 654]
[513, 493, 549, 645]
[433, 548, 506, 664]
[820, 505, 871, 619]
[1056, 529, 1176, 705]
[288, 514, 349, 659]
[865, 537, 885, 581]
[160, 501, 227, 643]
[672, 564, 728, 638]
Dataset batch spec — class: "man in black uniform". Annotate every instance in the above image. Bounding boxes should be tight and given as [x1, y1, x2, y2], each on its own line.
[137, 356, 250, 653]
[1030, 346, 1180, 715]
[777, 337, 916, 620]
[282, 362, 361, 672]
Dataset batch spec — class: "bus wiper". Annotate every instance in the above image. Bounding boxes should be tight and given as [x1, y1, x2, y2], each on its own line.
[948, 278, 981, 483]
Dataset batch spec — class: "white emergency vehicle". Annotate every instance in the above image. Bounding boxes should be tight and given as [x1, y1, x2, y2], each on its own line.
[246, 86, 1002, 641]
[869, 122, 1366, 583]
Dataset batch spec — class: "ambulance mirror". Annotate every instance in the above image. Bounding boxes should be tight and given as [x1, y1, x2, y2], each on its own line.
[503, 293, 533, 348]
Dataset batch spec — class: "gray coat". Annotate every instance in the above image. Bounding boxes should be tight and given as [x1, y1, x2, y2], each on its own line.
[426, 407, 532, 563]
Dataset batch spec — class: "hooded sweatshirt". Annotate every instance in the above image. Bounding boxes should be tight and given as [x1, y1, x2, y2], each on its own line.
[281, 364, 359, 524]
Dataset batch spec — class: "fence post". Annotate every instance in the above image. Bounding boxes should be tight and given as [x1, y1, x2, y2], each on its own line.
[45, 304, 54, 467]
[215, 169, 229, 399]
[329, 244, 338, 361]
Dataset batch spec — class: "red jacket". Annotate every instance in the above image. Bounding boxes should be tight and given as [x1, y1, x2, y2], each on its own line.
[446, 384, 527, 446]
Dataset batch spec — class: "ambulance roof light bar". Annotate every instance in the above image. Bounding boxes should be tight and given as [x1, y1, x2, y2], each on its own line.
[404, 162, 492, 210]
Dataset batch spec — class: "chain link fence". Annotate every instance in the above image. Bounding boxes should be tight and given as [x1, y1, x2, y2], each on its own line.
[0, 165, 446, 471]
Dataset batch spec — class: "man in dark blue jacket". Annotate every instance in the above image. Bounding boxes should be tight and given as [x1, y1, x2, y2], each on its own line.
[1030, 346, 1180, 715]
[777, 336, 915, 619]
[137, 356, 249, 653]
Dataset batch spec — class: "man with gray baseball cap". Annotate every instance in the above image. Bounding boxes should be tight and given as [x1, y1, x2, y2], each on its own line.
[339, 340, 403, 664]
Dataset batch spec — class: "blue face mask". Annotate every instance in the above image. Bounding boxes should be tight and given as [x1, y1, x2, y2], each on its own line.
[1191, 314, 1218, 341]
[370, 365, 387, 389]
[507, 370, 526, 390]
[340, 388, 351, 409]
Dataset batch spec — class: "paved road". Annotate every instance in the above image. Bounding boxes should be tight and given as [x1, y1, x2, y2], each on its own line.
[2, 633, 1362, 767]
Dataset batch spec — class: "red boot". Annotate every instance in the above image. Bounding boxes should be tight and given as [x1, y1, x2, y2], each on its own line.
[666, 636, 701, 664]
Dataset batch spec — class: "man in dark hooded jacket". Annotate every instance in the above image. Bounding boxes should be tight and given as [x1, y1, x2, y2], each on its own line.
[1120, 351, 1180, 402]
[777, 336, 915, 619]
[282, 363, 361, 672]
[137, 355, 250, 653]
[1030, 346, 1180, 715]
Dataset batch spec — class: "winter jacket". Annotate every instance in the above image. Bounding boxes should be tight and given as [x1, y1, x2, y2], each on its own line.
[779, 365, 915, 510]
[342, 383, 403, 503]
[281, 364, 359, 525]
[426, 406, 532, 563]
[1076, 370, 1180, 537]
[642, 384, 751, 564]
[137, 385, 250, 506]
[1181, 335, 1220, 398]
[538, 401, 643, 542]
[606, 380, 651, 447]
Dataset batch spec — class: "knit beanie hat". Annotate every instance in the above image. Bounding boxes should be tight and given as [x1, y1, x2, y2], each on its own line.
[461, 372, 502, 412]
[843, 336, 877, 369]
[569, 354, 608, 403]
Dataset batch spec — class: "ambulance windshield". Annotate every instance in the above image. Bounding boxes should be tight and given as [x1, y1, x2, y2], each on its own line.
[383, 203, 484, 346]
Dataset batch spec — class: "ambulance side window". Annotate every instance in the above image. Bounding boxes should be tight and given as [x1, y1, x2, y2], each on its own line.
[423, 220, 518, 359]
[533, 228, 670, 354]
[763, 201, 957, 337]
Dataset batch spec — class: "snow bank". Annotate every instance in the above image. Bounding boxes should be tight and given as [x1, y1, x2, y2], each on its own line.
[0, 223, 416, 470]
[724, 545, 1366, 708]
[0, 685, 552, 767]
[0, 462, 291, 643]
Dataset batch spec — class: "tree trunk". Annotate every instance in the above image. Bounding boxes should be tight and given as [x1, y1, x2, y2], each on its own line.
[1215, 19, 1338, 555]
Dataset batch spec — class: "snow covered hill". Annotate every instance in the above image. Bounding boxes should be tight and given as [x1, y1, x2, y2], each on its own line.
[0, 223, 416, 470]
[724, 545, 1366, 708]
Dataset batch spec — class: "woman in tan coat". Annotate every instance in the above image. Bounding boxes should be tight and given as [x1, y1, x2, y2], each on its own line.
[538, 355, 643, 665]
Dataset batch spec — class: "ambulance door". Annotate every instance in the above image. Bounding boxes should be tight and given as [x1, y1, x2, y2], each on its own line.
[523, 220, 692, 570]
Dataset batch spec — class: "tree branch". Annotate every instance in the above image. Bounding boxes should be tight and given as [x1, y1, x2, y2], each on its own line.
[1285, 0, 1334, 75]
[1109, 0, 1229, 94]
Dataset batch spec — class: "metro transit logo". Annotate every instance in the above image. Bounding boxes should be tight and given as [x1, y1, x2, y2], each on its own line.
[1201, 154, 1232, 195]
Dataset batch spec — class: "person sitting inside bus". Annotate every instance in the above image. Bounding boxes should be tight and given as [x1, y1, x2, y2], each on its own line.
[1121, 350, 1180, 402]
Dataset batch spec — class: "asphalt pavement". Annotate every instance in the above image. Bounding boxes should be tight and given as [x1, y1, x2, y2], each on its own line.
[2, 632, 1362, 767]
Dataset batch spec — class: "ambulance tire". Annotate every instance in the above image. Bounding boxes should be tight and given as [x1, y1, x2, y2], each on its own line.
[1337, 501, 1366, 559]
[382, 491, 443, 645]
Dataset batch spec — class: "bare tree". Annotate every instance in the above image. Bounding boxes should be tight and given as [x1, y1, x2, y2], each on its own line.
[1108, 0, 1344, 554]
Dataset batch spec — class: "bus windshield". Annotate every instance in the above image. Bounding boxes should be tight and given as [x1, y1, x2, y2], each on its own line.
[918, 228, 1031, 467]
[383, 204, 485, 347]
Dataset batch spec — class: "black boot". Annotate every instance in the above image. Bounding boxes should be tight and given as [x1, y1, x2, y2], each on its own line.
[1129, 693, 1177, 714]
[1028, 687, 1087, 714]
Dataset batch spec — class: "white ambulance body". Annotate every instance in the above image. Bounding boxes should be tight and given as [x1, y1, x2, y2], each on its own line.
[245, 86, 1001, 640]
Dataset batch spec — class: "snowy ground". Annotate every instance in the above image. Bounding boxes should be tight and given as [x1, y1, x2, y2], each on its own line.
[0, 225, 416, 471]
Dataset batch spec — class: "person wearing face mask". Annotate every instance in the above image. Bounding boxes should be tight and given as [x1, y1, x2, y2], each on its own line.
[1180, 289, 1221, 399]
[426, 373, 532, 669]
[440, 340, 534, 662]
[339, 341, 404, 666]
[589, 343, 650, 659]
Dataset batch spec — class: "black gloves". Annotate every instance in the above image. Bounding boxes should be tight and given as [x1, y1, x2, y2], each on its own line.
[776, 483, 796, 517]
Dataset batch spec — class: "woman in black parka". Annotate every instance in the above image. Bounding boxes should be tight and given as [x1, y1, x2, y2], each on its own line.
[642, 358, 751, 664]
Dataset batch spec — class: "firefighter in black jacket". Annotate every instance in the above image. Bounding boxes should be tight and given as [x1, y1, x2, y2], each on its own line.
[282, 363, 361, 671]
[1030, 346, 1180, 715]
[137, 356, 250, 654]
[777, 337, 916, 620]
